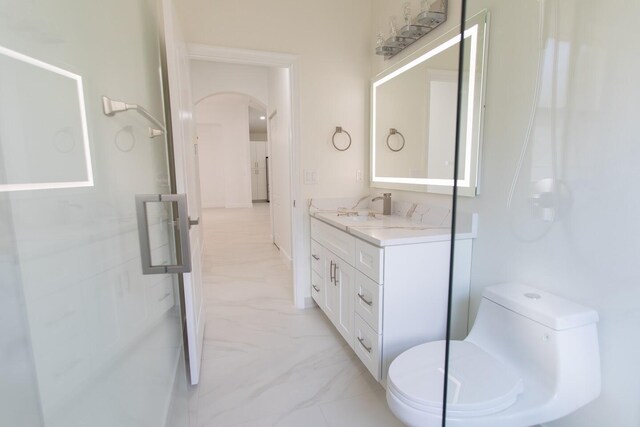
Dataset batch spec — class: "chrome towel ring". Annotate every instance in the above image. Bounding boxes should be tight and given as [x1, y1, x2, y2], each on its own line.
[386, 128, 405, 152]
[332, 126, 352, 151]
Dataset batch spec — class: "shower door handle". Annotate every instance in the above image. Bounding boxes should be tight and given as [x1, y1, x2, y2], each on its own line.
[135, 194, 192, 275]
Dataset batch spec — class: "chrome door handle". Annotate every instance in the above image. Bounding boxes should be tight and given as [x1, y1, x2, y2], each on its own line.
[189, 217, 199, 229]
[312, 284, 320, 292]
[311, 254, 320, 260]
[357, 293, 373, 306]
[357, 337, 372, 353]
[330, 260, 335, 283]
[135, 194, 192, 274]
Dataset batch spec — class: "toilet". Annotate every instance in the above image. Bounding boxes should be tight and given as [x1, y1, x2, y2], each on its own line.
[386, 283, 601, 427]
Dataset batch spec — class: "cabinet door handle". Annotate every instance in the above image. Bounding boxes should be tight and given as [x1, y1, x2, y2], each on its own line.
[334, 264, 339, 286]
[357, 337, 372, 353]
[357, 293, 373, 306]
[330, 260, 335, 283]
[312, 284, 320, 292]
[312, 254, 320, 260]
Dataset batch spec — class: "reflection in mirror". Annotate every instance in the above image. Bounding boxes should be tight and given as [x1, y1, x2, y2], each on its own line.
[371, 11, 488, 196]
[0, 45, 93, 192]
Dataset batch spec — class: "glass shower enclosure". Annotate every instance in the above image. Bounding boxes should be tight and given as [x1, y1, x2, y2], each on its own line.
[446, 0, 640, 425]
[0, 0, 191, 426]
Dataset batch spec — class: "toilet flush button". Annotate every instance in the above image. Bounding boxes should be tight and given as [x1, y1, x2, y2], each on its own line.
[525, 293, 542, 300]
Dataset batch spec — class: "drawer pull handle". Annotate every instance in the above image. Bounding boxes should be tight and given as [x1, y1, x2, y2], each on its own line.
[357, 337, 372, 353]
[312, 284, 320, 292]
[334, 264, 340, 286]
[357, 293, 373, 306]
[312, 254, 320, 260]
[158, 292, 171, 302]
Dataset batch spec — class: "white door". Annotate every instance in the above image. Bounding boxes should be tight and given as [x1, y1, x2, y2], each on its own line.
[269, 112, 291, 256]
[250, 141, 268, 201]
[162, 0, 206, 385]
[269, 113, 281, 248]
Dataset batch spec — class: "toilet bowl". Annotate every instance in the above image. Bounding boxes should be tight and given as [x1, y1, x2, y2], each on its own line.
[386, 283, 600, 427]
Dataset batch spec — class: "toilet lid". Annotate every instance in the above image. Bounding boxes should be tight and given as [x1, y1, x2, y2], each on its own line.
[387, 341, 524, 417]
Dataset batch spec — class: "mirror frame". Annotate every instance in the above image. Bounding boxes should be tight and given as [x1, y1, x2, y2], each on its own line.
[370, 10, 489, 196]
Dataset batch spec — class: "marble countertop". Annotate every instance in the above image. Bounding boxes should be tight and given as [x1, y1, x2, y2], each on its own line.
[311, 210, 477, 247]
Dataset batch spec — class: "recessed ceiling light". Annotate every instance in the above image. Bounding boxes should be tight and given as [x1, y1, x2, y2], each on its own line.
[259, 116, 266, 120]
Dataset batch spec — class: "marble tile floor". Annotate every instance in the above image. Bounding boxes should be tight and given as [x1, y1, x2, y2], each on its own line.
[190, 204, 404, 427]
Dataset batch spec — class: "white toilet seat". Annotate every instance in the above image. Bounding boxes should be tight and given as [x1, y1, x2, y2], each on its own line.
[387, 340, 524, 419]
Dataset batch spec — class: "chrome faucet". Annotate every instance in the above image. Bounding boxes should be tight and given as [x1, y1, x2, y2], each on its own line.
[372, 193, 392, 215]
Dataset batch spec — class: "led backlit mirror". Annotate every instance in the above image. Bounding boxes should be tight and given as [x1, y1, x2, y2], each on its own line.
[0, 45, 93, 192]
[371, 11, 488, 196]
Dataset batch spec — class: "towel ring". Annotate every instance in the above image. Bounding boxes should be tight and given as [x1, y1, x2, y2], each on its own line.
[332, 126, 352, 151]
[386, 128, 405, 152]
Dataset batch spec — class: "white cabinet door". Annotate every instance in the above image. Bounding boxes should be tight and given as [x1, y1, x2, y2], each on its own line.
[324, 256, 339, 324]
[333, 258, 355, 347]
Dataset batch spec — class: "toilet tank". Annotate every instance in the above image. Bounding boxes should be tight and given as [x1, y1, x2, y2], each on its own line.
[465, 283, 601, 406]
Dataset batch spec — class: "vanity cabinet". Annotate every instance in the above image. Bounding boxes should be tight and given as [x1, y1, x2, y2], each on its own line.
[310, 216, 472, 383]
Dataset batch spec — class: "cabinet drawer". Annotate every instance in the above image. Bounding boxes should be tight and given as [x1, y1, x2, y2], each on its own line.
[354, 314, 381, 381]
[311, 270, 323, 307]
[310, 239, 325, 276]
[355, 239, 383, 283]
[355, 272, 383, 333]
[311, 218, 355, 264]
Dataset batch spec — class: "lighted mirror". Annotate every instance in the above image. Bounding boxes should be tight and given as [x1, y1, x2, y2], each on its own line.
[371, 10, 488, 196]
[0, 45, 93, 192]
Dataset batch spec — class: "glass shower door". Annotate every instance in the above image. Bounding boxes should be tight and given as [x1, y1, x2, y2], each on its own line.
[0, 1, 190, 426]
[446, 0, 640, 426]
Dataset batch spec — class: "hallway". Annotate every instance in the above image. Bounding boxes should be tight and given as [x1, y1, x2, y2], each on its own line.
[189, 204, 403, 427]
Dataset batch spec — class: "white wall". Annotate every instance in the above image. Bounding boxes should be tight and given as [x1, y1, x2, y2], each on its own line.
[196, 94, 253, 208]
[373, 0, 640, 425]
[190, 60, 269, 105]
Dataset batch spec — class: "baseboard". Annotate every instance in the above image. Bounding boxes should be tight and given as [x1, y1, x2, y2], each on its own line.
[278, 247, 292, 269]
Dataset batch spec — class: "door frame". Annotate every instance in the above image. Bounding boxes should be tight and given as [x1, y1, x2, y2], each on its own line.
[187, 44, 306, 309]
